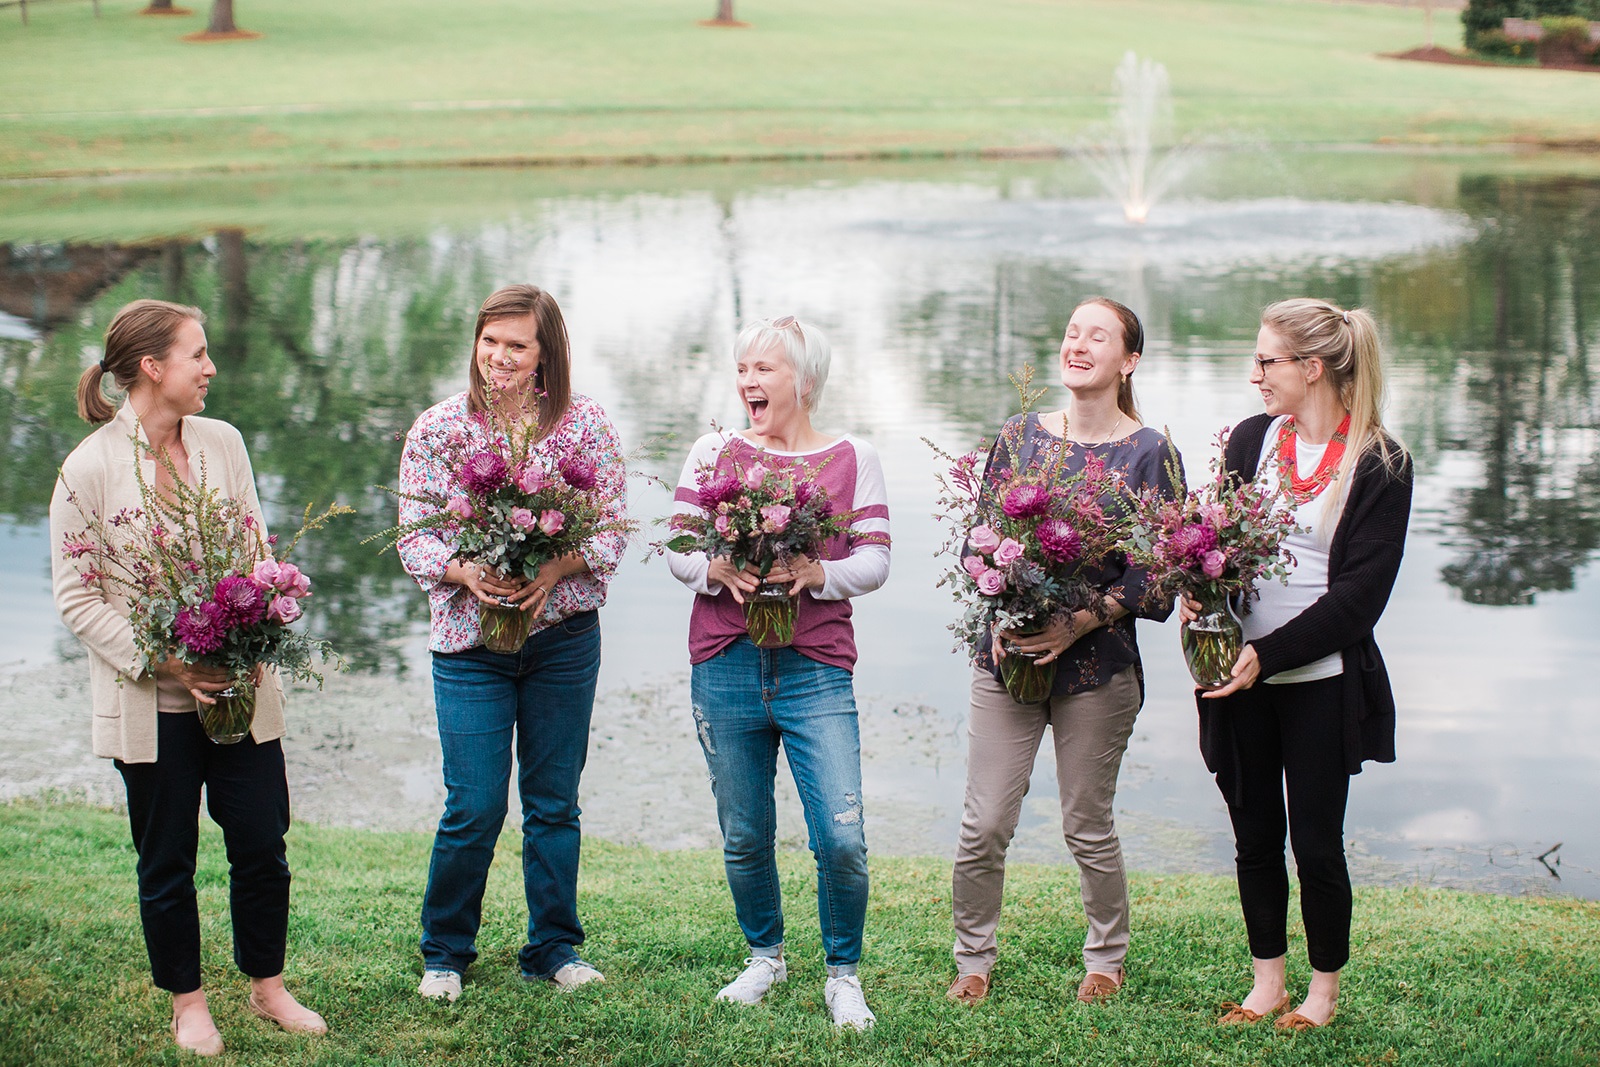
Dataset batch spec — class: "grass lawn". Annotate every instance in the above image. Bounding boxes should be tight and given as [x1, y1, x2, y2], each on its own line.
[2, 802, 1597, 1065]
[3, 0, 1600, 179]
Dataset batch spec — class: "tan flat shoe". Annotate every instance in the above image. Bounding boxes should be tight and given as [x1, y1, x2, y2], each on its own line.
[248, 992, 329, 1035]
[946, 973, 990, 1005]
[1217, 992, 1290, 1025]
[171, 1016, 224, 1057]
[1076, 971, 1123, 1004]
[1276, 1005, 1337, 1031]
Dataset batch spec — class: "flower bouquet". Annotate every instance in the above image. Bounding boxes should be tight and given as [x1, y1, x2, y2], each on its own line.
[658, 451, 853, 648]
[372, 396, 635, 653]
[60, 445, 349, 744]
[928, 372, 1128, 703]
[1123, 430, 1301, 688]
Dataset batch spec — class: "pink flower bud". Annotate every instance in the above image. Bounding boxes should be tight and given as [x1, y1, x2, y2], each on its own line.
[994, 538, 1024, 566]
[538, 509, 565, 536]
[251, 559, 282, 588]
[968, 525, 1001, 554]
[511, 507, 536, 529]
[744, 464, 768, 490]
[446, 495, 475, 521]
[962, 555, 988, 578]
[1202, 550, 1227, 579]
[714, 514, 732, 535]
[976, 569, 1006, 596]
[760, 504, 792, 533]
[267, 595, 303, 624]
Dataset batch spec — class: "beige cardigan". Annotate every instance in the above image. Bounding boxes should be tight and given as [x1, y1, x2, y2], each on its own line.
[49, 402, 286, 764]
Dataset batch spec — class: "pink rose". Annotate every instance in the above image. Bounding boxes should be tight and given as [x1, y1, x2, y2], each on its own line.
[538, 509, 565, 536]
[994, 538, 1023, 566]
[515, 465, 550, 494]
[446, 495, 475, 521]
[968, 524, 1001, 554]
[1201, 549, 1227, 579]
[743, 464, 768, 489]
[760, 504, 792, 533]
[251, 559, 281, 588]
[511, 507, 536, 529]
[976, 569, 1006, 596]
[714, 514, 732, 535]
[270, 562, 311, 599]
[1197, 502, 1227, 527]
[267, 595, 303, 624]
[962, 555, 988, 578]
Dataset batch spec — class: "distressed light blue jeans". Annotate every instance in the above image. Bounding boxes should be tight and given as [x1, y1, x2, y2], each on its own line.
[421, 610, 601, 980]
[690, 638, 869, 974]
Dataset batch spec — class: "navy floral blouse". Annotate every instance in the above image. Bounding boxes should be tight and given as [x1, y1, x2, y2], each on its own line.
[976, 412, 1183, 698]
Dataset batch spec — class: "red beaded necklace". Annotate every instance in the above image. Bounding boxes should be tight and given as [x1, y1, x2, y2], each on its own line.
[1275, 413, 1351, 505]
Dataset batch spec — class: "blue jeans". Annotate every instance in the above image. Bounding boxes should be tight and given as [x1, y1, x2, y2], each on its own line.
[420, 611, 601, 980]
[690, 639, 869, 973]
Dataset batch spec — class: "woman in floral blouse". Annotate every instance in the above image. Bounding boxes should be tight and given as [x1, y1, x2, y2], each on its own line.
[396, 285, 627, 1003]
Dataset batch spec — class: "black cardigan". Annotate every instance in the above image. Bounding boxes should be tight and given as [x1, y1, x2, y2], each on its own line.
[1198, 413, 1414, 799]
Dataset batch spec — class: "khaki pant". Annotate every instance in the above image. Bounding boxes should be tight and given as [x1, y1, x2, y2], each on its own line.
[951, 665, 1142, 977]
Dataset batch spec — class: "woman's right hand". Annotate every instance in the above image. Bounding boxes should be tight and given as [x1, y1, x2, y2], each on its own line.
[707, 558, 763, 604]
[445, 559, 527, 606]
[154, 656, 233, 706]
[1176, 594, 1202, 625]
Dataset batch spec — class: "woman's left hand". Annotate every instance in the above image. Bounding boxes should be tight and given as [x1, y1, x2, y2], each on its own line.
[508, 554, 589, 614]
[766, 554, 826, 597]
[1201, 643, 1261, 698]
[993, 612, 1090, 667]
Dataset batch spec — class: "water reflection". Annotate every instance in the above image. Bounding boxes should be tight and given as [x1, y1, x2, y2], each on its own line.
[1, 160, 1596, 896]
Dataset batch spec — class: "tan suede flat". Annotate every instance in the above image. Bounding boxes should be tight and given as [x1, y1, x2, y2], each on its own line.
[946, 973, 990, 1005]
[1076, 971, 1123, 1005]
[1217, 992, 1291, 1026]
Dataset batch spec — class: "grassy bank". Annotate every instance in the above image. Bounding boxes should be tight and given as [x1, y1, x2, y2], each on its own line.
[1, 803, 1597, 1065]
[4, 0, 1600, 179]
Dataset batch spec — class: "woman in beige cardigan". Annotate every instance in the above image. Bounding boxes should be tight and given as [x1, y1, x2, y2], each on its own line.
[50, 300, 326, 1056]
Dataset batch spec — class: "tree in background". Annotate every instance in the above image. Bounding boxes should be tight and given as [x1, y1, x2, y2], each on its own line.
[207, 0, 238, 33]
[703, 1, 747, 26]
[140, 0, 194, 14]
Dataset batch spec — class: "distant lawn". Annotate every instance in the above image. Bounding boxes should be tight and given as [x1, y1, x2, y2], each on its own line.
[2, 802, 1598, 1065]
[2, 0, 1600, 178]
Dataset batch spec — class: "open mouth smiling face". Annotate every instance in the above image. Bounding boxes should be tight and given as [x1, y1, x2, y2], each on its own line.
[737, 343, 798, 434]
[1059, 304, 1135, 391]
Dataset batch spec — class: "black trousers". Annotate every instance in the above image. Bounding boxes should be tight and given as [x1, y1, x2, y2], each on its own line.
[1216, 674, 1352, 973]
[114, 712, 292, 993]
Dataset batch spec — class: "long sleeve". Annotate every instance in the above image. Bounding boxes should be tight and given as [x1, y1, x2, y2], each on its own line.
[50, 454, 142, 679]
[395, 408, 459, 593]
[1250, 450, 1413, 679]
[1108, 436, 1184, 622]
[572, 403, 628, 587]
[666, 431, 730, 596]
[816, 437, 890, 601]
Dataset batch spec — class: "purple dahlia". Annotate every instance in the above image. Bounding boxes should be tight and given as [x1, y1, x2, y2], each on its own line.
[174, 602, 228, 656]
[1002, 483, 1052, 520]
[1167, 522, 1219, 564]
[696, 473, 742, 511]
[560, 457, 598, 491]
[212, 574, 267, 627]
[460, 450, 509, 495]
[1034, 518, 1082, 563]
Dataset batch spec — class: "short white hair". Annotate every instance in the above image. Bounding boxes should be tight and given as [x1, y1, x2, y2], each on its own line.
[733, 316, 831, 413]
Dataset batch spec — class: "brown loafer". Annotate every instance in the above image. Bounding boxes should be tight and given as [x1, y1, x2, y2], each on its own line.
[1218, 993, 1290, 1026]
[248, 993, 329, 1035]
[1276, 1005, 1336, 1031]
[946, 973, 990, 1005]
[1076, 971, 1122, 1004]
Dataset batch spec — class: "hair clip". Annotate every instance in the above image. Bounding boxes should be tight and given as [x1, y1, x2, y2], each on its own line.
[1341, 310, 1351, 324]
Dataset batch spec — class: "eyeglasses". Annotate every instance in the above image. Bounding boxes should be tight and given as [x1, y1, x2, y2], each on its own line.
[1253, 354, 1307, 371]
[771, 315, 800, 331]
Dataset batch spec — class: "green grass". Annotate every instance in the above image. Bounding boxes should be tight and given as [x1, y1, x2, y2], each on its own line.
[2, 803, 1598, 1065]
[3, 0, 1600, 179]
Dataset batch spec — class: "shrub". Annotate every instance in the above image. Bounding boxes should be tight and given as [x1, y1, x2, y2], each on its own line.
[1472, 27, 1535, 56]
[1538, 14, 1597, 62]
[1462, 0, 1527, 49]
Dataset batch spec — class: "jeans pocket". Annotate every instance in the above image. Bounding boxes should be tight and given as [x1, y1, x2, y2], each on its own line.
[560, 610, 599, 636]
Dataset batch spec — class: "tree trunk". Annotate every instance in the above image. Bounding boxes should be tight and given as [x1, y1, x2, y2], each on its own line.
[208, 0, 237, 34]
[216, 228, 250, 362]
[146, 0, 174, 10]
[714, 0, 734, 22]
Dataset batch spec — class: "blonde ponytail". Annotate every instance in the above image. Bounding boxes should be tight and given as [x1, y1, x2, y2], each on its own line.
[1261, 299, 1407, 525]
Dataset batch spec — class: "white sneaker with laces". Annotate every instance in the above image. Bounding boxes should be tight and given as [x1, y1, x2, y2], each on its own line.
[716, 956, 788, 1005]
[825, 974, 876, 1030]
[417, 969, 462, 1003]
[549, 960, 605, 991]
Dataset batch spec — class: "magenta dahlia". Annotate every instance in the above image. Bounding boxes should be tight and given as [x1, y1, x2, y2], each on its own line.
[1002, 483, 1052, 520]
[460, 450, 509, 495]
[1034, 518, 1082, 563]
[212, 574, 267, 627]
[1167, 522, 1219, 564]
[697, 473, 742, 511]
[174, 602, 228, 655]
[560, 457, 598, 491]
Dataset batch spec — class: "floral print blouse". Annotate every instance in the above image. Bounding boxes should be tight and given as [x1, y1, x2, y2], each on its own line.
[976, 412, 1182, 698]
[396, 392, 628, 653]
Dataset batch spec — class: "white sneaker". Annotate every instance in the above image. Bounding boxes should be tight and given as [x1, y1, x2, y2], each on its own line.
[716, 956, 788, 1005]
[417, 969, 462, 1003]
[549, 960, 605, 991]
[825, 974, 876, 1030]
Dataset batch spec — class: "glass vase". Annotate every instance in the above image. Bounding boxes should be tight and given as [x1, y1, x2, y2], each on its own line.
[743, 581, 799, 649]
[998, 632, 1057, 704]
[1182, 592, 1244, 690]
[480, 601, 534, 653]
[199, 678, 255, 745]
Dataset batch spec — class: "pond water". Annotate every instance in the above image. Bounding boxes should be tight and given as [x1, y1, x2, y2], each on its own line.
[2, 151, 1597, 899]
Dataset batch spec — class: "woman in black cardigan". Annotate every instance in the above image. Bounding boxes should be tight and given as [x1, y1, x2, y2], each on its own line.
[1183, 298, 1412, 1031]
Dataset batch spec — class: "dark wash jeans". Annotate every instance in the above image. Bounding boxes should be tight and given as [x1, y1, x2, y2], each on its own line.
[115, 711, 292, 993]
[421, 610, 602, 980]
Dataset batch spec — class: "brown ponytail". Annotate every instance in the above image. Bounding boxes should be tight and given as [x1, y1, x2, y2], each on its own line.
[77, 299, 206, 424]
[1075, 296, 1144, 422]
